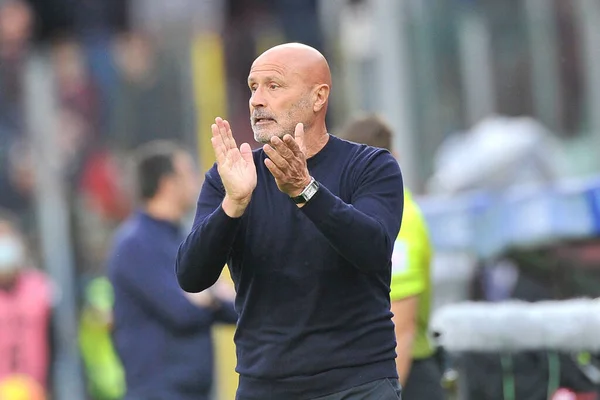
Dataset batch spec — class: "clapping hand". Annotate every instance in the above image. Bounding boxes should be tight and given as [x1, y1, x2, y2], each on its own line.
[263, 123, 312, 198]
[211, 117, 257, 217]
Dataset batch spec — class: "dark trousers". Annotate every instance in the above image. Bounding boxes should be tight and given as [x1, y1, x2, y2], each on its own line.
[403, 357, 446, 400]
[314, 378, 402, 400]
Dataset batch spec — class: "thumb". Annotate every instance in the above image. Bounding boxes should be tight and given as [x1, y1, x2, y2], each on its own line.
[239, 142, 253, 163]
[294, 123, 306, 154]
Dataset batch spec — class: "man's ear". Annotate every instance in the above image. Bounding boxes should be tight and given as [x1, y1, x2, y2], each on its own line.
[313, 84, 330, 113]
[158, 175, 173, 195]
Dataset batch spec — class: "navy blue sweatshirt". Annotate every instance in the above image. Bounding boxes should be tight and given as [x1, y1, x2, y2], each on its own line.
[108, 211, 237, 400]
[176, 135, 404, 399]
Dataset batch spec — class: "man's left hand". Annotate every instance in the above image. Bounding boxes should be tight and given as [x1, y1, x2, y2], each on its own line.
[264, 123, 311, 197]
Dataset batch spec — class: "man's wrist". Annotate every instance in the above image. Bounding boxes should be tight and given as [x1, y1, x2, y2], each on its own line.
[289, 177, 313, 198]
[222, 195, 251, 218]
[291, 177, 319, 208]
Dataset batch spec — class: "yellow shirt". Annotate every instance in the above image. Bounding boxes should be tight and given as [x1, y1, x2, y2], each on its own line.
[390, 189, 435, 359]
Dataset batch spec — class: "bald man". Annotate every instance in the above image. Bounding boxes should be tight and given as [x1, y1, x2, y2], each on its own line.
[176, 43, 405, 400]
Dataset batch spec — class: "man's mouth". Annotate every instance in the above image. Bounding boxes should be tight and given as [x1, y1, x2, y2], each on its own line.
[253, 117, 276, 125]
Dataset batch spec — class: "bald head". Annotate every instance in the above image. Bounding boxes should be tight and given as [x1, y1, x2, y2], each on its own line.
[252, 43, 332, 88]
[248, 43, 331, 144]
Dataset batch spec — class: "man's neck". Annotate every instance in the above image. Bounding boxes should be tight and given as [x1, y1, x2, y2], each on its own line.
[304, 123, 330, 160]
[144, 198, 182, 223]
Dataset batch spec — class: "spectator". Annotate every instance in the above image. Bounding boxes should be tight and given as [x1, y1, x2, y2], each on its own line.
[0, 209, 53, 396]
[109, 32, 186, 152]
[79, 276, 125, 400]
[0, 0, 31, 131]
[0, 0, 34, 226]
[108, 140, 237, 400]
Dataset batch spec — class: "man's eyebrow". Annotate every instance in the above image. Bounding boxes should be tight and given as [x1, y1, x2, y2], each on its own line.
[247, 75, 283, 85]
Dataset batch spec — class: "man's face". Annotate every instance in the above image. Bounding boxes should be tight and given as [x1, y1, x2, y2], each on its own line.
[248, 62, 313, 144]
[0, 1, 31, 48]
[171, 152, 200, 213]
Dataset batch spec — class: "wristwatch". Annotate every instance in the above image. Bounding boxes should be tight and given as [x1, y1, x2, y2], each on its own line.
[291, 177, 320, 204]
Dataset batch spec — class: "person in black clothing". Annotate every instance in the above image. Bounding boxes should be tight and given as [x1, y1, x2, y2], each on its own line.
[176, 43, 404, 400]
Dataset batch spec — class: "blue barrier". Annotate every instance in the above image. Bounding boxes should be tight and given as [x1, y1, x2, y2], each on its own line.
[416, 175, 600, 257]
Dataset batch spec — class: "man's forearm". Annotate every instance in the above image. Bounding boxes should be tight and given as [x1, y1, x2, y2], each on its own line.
[300, 184, 401, 273]
[176, 204, 242, 292]
[222, 194, 251, 218]
[392, 297, 419, 386]
[396, 331, 416, 385]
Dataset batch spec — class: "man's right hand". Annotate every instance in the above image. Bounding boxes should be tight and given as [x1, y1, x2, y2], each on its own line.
[211, 117, 257, 217]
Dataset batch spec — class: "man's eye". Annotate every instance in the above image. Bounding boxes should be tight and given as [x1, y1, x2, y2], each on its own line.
[269, 84, 279, 90]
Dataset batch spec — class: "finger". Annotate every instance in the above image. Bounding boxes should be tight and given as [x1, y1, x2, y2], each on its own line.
[282, 134, 303, 159]
[211, 135, 226, 166]
[211, 124, 226, 158]
[214, 117, 230, 149]
[222, 119, 238, 150]
[270, 136, 296, 161]
[211, 121, 221, 139]
[213, 118, 227, 150]
[263, 143, 290, 170]
[294, 123, 306, 155]
[240, 142, 254, 164]
[264, 158, 285, 180]
[215, 117, 237, 150]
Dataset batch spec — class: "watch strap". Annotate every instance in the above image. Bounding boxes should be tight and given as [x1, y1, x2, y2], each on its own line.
[291, 178, 319, 204]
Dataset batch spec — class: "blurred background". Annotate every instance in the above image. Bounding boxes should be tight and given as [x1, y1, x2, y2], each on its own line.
[2, 0, 600, 399]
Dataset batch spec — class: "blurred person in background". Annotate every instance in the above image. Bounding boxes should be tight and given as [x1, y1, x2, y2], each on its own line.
[50, 37, 131, 278]
[109, 32, 186, 152]
[53, 38, 100, 137]
[340, 115, 446, 400]
[71, 0, 128, 134]
[0, 374, 46, 400]
[107, 140, 237, 400]
[0, 209, 53, 398]
[0, 0, 31, 130]
[79, 276, 125, 400]
[0, 0, 35, 231]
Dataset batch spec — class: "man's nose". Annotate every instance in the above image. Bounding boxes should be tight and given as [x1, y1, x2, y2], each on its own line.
[250, 87, 266, 108]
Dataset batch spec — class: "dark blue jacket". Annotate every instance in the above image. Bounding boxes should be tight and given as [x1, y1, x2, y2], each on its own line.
[108, 211, 237, 400]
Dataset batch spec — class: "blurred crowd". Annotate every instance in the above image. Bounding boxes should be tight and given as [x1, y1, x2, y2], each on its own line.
[0, 0, 327, 272]
[1, 0, 600, 399]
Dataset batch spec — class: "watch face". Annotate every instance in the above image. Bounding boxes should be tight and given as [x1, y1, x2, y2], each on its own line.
[304, 182, 318, 199]
[293, 180, 318, 204]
